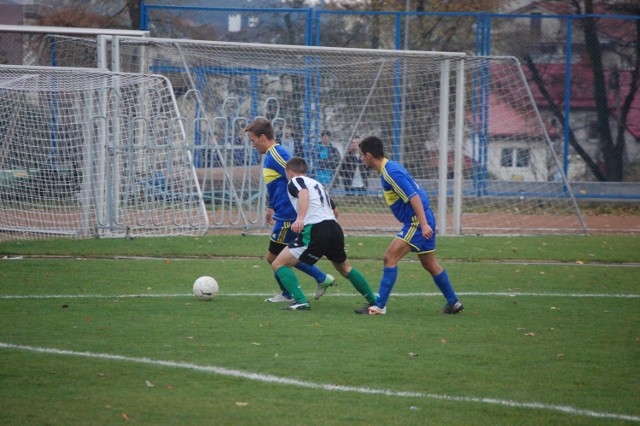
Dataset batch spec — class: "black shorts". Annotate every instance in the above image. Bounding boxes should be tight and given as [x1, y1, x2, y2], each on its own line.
[288, 220, 347, 265]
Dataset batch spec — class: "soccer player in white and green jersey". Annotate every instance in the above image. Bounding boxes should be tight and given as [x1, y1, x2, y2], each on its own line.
[245, 118, 335, 303]
[355, 136, 464, 315]
[269, 157, 377, 310]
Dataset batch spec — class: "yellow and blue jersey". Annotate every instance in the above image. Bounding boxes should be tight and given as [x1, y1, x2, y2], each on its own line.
[264, 144, 296, 221]
[380, 158, 430, 225]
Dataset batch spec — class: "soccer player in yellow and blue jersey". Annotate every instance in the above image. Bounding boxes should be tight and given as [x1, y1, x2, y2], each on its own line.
[245, 118, 335, 302]
[355, 136, 463, 315]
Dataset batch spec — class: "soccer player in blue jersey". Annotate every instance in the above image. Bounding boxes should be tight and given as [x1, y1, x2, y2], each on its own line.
[245, 118, 335, 303]
[355, 136, 464, 315]
[270, 157, 377, 310]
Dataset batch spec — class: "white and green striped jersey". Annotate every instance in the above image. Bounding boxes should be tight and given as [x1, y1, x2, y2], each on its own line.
[287, 175, 336, 225]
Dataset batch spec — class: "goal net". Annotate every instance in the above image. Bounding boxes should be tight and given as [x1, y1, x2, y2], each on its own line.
[9, 35, 588, 236]
[0, 65, 209, 240]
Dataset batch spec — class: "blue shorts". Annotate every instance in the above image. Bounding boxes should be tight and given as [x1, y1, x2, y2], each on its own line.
[396, 208, 436, 253]
[268, 220, 297, 255]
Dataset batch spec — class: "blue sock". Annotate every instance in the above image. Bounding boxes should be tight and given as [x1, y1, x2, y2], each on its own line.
[376, 266, 398, 308]
[433, 269, 458, 305]
[274, 273, 291, 298]
[294, 262, 326, 284]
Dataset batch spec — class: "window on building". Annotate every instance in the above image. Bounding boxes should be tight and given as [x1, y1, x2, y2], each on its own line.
[501, 148, 514, 167]
[588, 121, 600, 142]
[501, 148, 530, 168]
[516, 149, 530, 167]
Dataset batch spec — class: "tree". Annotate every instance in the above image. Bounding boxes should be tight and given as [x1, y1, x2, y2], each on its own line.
[36, 0, 143, 30]
[581, 0, 640, 181]
[320, 0, 498, 51]
[518, 0, 639, 181]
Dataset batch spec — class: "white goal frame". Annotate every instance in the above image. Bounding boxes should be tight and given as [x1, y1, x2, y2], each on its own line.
[0, 64, 209, 240]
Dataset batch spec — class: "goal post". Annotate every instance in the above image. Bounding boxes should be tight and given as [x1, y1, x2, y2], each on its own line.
[0, 65, 209, 241]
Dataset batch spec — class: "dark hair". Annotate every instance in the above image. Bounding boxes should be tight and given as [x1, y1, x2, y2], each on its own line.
[285, 157, 308, 174]
[245, 117, 274, 140]
[359, 136, 385, 159]
[320, 130, 331, 137]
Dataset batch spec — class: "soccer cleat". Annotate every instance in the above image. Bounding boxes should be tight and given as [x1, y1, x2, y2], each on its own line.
[281, 301, 311, 311]
[313, 274, 336, 300]
[354, 303, 386, 315]
[443, 300, 464, 314]
[265, 294, 293, 303]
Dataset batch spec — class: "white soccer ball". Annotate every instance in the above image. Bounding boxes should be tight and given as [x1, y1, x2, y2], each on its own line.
[193, 276, 219, 301]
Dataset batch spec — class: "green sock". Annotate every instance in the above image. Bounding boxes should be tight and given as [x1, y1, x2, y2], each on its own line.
[347, 268, 376, 304]
[275, 266, 308, 304]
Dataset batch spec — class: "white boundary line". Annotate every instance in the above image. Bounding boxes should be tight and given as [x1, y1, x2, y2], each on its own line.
[1, 292, 638, 300]
[0, 342, 638, 423]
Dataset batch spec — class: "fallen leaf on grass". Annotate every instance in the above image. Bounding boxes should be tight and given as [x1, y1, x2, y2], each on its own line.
[235, 402, 249, 406]
[408, 352, 418, 357]
[145, 380, 155, 388]
[122, 413, 131, 420]
[575, 260, 584, 265]
[524, 332, 536, 336]
[251, 342, 261, 346]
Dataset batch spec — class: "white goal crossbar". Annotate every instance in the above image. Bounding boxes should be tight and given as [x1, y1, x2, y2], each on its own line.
[0, 25, 148, 38]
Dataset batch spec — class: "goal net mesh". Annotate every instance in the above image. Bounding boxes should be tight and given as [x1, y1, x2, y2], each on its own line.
[9, 36, 588, 236]
[0, 66, 209, 240]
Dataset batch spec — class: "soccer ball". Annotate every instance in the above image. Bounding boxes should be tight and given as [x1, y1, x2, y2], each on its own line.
[193, 276, 219, 301]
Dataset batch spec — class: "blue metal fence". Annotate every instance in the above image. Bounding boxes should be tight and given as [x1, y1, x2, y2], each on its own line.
[139, 4, 640, 194]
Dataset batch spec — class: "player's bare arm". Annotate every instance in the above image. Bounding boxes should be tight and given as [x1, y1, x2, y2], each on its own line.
[292, 188, 310, 233]
[265, 207, 275, 225]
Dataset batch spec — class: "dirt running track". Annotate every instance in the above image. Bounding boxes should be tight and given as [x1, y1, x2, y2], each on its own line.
[579, 214, 640, 235]
[1, 211, 638, 241]
[335, 213, 640, 236]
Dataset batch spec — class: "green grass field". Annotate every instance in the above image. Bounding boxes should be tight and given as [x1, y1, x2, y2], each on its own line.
[1, 235, 639, 425]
